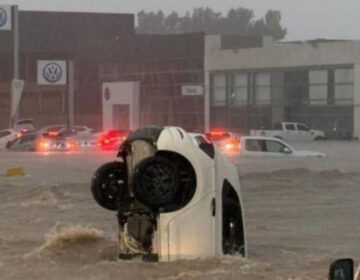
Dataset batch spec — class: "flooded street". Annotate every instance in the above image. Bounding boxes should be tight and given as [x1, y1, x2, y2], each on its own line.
[0, 141, 359, 279]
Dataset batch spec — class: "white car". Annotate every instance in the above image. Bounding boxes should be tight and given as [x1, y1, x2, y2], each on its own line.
[14, 119, 35, 133]
[239, 136, 326, 158]
[73, 125, 94, 136]
[250, 122, 326, 141]
[91, 126, 246, 262]
[38, 125, 94, 136]
[0, 129, 18, 150]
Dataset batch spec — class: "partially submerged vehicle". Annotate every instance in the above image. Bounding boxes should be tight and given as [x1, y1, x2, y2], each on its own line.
[7, 131, 77, 152]
[14, 119, 35, 133]
[91, 126, 246, 261]
[205, 128, 241, 153]
[250, 122, 326, 141]
[0, 129, 18, 150]
[96, 129, 131, 150]
[239, 136, 327, 158]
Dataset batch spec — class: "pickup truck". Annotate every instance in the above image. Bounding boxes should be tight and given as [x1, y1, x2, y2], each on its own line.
[250, 122, 326, 141]
[238, 136, 326, 158]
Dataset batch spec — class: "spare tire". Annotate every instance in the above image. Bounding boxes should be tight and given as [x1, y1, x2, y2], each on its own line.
[91, 161, 127, 211]
[133, 156, 180, 209]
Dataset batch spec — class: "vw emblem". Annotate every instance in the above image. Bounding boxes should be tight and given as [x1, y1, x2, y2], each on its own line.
[0, 7, 7, 27]
[43, 63, 63, 83]
[104, 87, 111, 101]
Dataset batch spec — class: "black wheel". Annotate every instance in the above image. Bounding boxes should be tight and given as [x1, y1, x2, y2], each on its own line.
[91, 161, 127, 211]
[133, 156, 180, 209]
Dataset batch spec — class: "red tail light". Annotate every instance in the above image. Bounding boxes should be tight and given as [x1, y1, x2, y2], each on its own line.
[97, 130, 129, 149]
[225, 143, 235, 150]
[65, 140, 77, 150]
[48, 131, 59, 137]
[210, 130, 225, 136]
[224, 139, 241, 152]
[37, 139, 51, 151]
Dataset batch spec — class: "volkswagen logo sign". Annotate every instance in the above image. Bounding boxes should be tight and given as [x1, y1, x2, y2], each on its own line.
[43, 63, 63, 83]
[0, 7, 7, 27]
[104, 87, 111, 101]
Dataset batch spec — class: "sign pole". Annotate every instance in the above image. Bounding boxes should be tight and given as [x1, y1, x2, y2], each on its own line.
[67, 60, 75, 128]
[10, 5, 19, 128]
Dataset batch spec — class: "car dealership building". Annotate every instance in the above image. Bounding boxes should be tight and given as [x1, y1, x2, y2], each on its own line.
[1, 9, 360, 139]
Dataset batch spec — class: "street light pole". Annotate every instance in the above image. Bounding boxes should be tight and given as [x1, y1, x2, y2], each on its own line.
[9, 5, 19, 128]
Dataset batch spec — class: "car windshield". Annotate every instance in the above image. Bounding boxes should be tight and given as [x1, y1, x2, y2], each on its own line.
[0, 1, 358, 280]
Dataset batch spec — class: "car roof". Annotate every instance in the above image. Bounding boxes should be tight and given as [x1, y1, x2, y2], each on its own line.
[16, 119, 33, 124]
[0, 129, 15, 133]
[20, 132, 39, 137]
[241, 136, 286, 141]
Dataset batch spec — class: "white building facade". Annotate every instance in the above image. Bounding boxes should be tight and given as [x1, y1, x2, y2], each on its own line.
[205, 36, 360, 139]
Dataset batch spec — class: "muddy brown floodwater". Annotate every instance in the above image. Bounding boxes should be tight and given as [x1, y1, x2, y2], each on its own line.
[0, 141, 359, 280]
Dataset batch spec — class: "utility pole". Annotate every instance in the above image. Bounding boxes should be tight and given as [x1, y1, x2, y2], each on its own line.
[9, 5, 19, 128]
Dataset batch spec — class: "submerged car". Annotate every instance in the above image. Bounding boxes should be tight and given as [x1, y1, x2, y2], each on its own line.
[250, 122, 326, 141]
[7, 131, 77, 152]
[239, 136, 326, 158]
[205, 129, 241, 153]
[14, 119, 36, 133]
[0, 129, 19, 150]
[91, 126, 246, 262]
[96, 129, 131, 150]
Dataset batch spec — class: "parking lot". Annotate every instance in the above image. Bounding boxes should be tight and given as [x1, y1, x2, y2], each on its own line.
[0, 141, 360, 280]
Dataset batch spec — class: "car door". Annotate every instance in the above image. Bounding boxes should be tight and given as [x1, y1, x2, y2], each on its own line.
[264, 139, 293, 157]
[0, 130, 13, 149]
[296, 124, 312, 141]
[19, 134, 38, 150]
[283, 123, 297, 141]
[7, 137, 22, 150]
[243, 139, 268, 157]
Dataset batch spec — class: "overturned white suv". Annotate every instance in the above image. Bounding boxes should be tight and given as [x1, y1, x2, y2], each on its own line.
[91, 126, 246, 262]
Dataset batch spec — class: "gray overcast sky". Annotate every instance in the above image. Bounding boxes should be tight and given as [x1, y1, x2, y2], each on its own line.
[4, 0, 360, 41]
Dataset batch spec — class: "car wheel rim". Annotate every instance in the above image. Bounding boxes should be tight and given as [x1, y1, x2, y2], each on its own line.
[100, 170, 124, 203]
[141, 163, 175, 202]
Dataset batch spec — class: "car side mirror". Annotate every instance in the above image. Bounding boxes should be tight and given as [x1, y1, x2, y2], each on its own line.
[283, 147, 292, 154]
[329, 259, 354, 280]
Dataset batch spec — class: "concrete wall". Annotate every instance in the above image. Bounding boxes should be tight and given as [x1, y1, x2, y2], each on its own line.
[205, 39, 360, 71]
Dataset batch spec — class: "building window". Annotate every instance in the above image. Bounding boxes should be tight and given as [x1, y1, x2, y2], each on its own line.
[230, 73, 247, 105]
[285, 123, 295, 130]
[309, 70, 328, 105]
[212, 74, 226, 106]
[284, 70, 308, 105]
[255, 73, 270, 105]
[334, 68, 353, 105]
